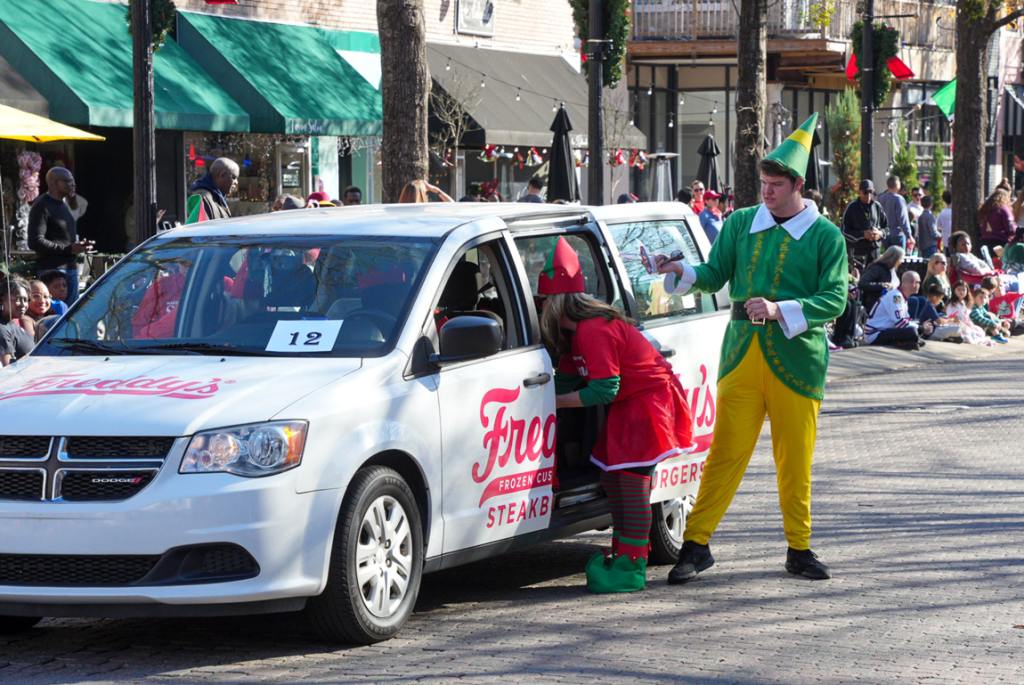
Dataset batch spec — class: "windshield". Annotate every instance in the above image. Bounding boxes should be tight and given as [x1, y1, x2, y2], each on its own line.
[36, 234, 437, 358]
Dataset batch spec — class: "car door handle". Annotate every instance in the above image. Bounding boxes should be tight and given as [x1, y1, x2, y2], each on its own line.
[660, 347, 676, 358]
[523, 373, 552, 387]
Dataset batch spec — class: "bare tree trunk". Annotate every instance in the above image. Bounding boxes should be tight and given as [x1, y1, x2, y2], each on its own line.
[377, 0, 430, 202]
[952, 5, 990, 244]
[734, 0, 767, 208]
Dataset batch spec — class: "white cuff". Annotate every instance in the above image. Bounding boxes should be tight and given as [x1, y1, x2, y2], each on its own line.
[663, 263, 697, 294]
[776, 300, 807, 339]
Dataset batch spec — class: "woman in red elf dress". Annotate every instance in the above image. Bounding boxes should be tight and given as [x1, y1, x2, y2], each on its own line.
[537, 237, 694, 593]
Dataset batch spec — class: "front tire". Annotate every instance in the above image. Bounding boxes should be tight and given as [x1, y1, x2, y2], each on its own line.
[306, 466, 424, 644]
[0, 616, 42, 634]
[649, 495, 693, 564]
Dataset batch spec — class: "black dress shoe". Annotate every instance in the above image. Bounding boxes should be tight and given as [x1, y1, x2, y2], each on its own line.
[785, 548, 831, 580]
[667, 541, 714, 585]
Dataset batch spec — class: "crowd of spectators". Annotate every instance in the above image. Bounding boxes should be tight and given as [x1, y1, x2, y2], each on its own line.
[835, 175, 1024, 351]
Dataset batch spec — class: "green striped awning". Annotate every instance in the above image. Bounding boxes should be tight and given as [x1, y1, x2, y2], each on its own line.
[0, 0, 249, 131]
[177, 12, 382, 136]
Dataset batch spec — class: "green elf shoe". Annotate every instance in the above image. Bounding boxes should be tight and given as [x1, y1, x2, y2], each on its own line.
[585, 553, 647, 594]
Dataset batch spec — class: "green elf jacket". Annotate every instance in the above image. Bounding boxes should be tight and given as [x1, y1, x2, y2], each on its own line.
[667, 201, 848, 400]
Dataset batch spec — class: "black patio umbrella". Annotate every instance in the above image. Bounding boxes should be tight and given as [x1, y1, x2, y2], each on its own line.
[696, 135, 721, 192]
[547, 104, 579, 203]
[805, 129, 823, 194]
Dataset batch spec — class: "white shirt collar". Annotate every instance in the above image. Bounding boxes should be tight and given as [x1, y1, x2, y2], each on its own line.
[750, 199, 820, 240]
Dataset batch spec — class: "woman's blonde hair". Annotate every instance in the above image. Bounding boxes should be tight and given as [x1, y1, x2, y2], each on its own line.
[540, 292, 629, 356]
[398, 180, 429, 203]
[925, 252, 948, 278]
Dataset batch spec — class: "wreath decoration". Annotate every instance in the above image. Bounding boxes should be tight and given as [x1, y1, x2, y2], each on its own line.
[126, 0, 178, 51]
[850, 21, 900, 108]
[570, 0, 630, 88]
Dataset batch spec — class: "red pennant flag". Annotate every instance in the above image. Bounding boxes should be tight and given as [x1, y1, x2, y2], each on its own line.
[845, 53, 858, 81]
[886, 56, 915, 80]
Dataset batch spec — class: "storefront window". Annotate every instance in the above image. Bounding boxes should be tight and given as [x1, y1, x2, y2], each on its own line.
[184, 133, 311, 217]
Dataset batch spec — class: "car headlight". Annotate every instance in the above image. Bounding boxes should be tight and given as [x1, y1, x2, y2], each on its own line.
[180, 421, 307, 476]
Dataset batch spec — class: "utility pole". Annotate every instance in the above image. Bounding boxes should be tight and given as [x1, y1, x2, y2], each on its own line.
[860, 0, 874, 181]
[131, 0, 157, 241]
[587, 0, 605, 205]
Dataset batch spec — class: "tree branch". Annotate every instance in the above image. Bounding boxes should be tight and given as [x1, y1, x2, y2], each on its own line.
[993, 7, 1024, 31]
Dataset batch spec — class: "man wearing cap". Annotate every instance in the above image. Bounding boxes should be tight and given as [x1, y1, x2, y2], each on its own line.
[658, 113, 847, 584]
[698, 189, 724, 243]
[841, 179, 889, 268]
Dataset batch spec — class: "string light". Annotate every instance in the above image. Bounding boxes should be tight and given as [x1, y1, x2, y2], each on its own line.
[480, 75, 486, 88]
[646, 85, 653, 96]
[552, 100, 558, 112]
[712, 102, 718, 114]
[445, 58, 451, 71]
[678, 94, 685, 106]
[515, 89, 521, 102]
[668, 113, 674, 128]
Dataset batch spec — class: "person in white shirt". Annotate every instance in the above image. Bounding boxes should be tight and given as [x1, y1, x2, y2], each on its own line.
[936, 190, 953, 248]
[864, 271, 923, 349]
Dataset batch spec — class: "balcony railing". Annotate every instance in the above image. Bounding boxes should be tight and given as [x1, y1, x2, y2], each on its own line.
[631, 0, 955, 52]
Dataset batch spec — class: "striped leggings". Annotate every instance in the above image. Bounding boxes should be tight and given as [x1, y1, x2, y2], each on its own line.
[601, 468, 652, 561]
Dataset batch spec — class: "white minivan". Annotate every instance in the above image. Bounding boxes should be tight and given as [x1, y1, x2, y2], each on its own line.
[0, 202, 727, 643]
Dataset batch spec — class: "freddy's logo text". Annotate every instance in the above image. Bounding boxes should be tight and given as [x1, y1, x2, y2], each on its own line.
[0, 374, 230, 401]
[474, 386, 556, 528]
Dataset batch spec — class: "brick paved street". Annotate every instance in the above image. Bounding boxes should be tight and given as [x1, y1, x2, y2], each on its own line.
[2, 344, 1022, 684]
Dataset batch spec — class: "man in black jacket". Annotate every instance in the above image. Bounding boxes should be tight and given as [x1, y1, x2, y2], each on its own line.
[841, 179, 888, 269]
[27, 167, 94, 303]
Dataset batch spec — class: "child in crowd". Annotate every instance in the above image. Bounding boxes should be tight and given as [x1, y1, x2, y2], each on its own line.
[39, 270, 70, 311]
[970, 286, 1011, 343]
[946, 282, 993, 346]
[981, 276, 1024, 332]
[910, 283, 960, 341]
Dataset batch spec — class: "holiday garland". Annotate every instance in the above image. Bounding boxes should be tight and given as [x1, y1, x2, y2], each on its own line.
[570, 0, 630, 88]
[850, 21, 900, 108]
[126, 0, 178, 51]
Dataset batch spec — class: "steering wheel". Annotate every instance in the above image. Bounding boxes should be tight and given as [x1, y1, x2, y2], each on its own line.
[341, 308, 399, 334]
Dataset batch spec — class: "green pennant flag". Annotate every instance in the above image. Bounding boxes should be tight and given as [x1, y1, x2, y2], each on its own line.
[931, 79, 956, 120]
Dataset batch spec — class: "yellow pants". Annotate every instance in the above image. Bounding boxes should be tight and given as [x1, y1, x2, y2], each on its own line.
[684, 336, 821, 550]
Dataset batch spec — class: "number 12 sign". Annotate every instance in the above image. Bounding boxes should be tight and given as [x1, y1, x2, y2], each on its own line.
[266, 320, 343, 352]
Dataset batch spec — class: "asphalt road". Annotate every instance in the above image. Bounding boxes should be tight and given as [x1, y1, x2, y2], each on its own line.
[2, 343, 1022, 684]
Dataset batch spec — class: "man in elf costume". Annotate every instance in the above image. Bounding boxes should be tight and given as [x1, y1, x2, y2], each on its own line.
[658, 113, 847, 583]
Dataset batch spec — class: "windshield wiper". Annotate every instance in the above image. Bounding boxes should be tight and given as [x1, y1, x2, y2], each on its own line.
[49, 338, 130, 355]
[131, 342, 269, 357]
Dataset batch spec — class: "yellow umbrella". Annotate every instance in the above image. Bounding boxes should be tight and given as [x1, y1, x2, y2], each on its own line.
[1, 103, 104, 283]
[0, 103, 105, 142]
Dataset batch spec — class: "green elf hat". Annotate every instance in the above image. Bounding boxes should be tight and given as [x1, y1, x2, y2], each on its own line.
[538, 236, 585, 295]
[764, 112, 818, 180]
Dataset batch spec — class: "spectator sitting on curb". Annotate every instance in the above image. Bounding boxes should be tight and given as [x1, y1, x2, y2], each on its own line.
[858, 245, 903, 313]
[908, 281, 960, 341]
[970, 286, 1011, 343]
[981, 275, 1024, 333]
[945, 282, 993, 346]
[864, 271, 924, 350]
[922, 253, 951, 301]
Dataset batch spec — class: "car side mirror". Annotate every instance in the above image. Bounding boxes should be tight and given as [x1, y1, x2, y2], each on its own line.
[430, 316, 503, 364]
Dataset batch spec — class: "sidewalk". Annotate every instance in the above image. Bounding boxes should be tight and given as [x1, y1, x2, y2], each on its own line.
[826, 333, 1024, 383]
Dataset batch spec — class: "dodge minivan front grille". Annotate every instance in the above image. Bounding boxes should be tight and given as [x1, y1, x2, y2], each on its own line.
[0, 436, 174, 502]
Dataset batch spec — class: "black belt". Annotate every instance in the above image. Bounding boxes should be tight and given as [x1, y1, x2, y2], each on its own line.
[730, 301, 766, 325]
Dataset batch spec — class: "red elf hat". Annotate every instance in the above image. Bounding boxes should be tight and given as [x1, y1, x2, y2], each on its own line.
[538, 237, 585, 294]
